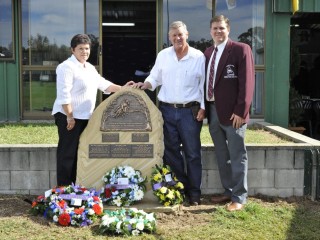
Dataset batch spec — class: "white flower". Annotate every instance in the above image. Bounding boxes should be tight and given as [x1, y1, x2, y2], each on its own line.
[87, 209, 95, 215]
[113, 196, 122, 207]
[116, 221, 123, 231]
[129, 218, 137, 224]
[101, 216, 116, 227]
[53, 215, 58, 222]
[130, 208, 138, 213]
[132, 229, 140, 236]
[71, 220, 77, 225]
[132, 185, 139, 191]
[146, 213, 155, 221]
[136, 221, 144, 231]
[66, 207, 74, 213]
[124, 166, 135, 178]
[134, 189, 144, 201]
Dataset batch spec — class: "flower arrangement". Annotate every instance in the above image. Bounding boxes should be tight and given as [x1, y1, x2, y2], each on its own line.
[101, 165, 147, 207]
[30, 184, 103, 227]
[150, 164, 185, 206]
[99, 208, 156, 236]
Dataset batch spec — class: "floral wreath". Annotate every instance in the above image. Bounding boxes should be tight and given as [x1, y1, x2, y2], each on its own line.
[101, 165, 147, 207]
[99, 208, 156, 236]
[150, 164, 185, 206]
[30, 184, 103, 227]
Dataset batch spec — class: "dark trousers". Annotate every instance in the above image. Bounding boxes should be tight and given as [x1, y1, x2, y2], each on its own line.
[160, 104, 203, 200]
[54, 112, 88, 186]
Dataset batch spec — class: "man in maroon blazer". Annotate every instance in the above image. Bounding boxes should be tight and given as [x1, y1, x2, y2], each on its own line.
[204, 15, 255, 211]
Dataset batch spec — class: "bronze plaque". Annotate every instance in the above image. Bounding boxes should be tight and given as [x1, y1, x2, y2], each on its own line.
[89, 144, 153, 158]
[100, 91, 152, 132]
[89, 145, 111, 158]
[102, 133, 119, 142]
[132, 133, 149, 142]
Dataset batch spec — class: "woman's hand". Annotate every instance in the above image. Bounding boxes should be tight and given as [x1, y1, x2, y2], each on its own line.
[66, 117, 75, 130]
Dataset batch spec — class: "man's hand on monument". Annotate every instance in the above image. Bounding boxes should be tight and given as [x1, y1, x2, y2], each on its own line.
[124, 81, 135, 87]
[131, 82, 151, 90]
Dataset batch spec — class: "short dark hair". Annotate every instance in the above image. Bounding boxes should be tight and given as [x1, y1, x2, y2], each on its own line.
[210, 15, 230, 28]
[70, 34, 91, 49]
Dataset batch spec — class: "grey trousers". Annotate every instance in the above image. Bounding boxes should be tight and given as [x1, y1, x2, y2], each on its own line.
[208, 103, 248, 204]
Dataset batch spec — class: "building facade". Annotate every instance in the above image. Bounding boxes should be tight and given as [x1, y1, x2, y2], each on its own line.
[0, 0, 320, 131]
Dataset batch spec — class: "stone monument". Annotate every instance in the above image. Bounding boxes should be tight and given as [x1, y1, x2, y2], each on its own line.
[76, 87, 164, 201]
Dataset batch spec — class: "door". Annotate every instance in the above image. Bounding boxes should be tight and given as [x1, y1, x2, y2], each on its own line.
[290, 13, 320, 139]
[101, 0, 157, 103]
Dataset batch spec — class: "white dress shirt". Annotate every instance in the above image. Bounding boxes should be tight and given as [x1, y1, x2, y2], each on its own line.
[52, 55, 112, 119]
[145, 46, 206, 109]
[206, 39, 227, 101]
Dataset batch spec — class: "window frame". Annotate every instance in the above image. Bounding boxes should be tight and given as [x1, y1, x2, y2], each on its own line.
[0, 0, 15, 61]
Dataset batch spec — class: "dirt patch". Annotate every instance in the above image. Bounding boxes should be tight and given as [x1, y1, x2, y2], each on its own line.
[0, 193, 315, 231]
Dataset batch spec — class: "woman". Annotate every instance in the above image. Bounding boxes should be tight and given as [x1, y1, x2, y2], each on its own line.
[52, 34, 133, 186]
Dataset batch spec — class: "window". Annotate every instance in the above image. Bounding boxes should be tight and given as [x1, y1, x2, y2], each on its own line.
[216, 0, 265, 116]
[0, 0, 14, 60]
[21, 0, 99, 118]
[162, 0, 213, 52]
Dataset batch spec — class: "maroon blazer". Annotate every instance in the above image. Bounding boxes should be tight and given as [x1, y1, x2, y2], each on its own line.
[204, 39, 255, 125]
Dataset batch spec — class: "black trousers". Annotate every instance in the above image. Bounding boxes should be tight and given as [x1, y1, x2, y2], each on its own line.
[54, 112, 88, 186]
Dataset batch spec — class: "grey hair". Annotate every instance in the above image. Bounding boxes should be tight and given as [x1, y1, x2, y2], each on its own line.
[168, 21, 188, 34]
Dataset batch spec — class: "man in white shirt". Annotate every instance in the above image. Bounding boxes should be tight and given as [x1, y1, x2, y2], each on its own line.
[133, 21, 205, 205]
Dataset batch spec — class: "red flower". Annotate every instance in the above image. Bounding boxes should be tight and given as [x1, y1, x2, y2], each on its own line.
[105, 188, 112, 198]
[92, 204, 102, 215]
[58, 200, 66, 208]
[93, 196, 99, 202]
[32, 201, 37, 207]
[58, 212, 71, 226]
[74, 208, 84, 215]
[37, 195, 45, 202]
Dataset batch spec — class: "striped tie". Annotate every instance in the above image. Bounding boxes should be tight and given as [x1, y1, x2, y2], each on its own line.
[208, 47, 218, 100]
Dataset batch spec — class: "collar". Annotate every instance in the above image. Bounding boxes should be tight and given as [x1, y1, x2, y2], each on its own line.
[216, 38, 228, 52]
[170, 45, 198, 59]
[70, 54, 86, 68]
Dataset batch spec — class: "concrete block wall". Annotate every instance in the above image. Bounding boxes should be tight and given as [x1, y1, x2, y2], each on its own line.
[0, 145, 57, 195]
[201, 145, 306, 198]
[0, 143, 312, 198]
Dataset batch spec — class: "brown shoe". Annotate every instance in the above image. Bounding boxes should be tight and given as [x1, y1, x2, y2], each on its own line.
[226, 202, 244, 211]
[211, 195, 231, 204]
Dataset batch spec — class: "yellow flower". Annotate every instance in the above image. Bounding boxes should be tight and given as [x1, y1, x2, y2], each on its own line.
[164, 202, 170, 207]
[162, 167, 169, 175]
[166, 190, 174, 199]
[175, 182, 184, 189]
[160, 194, 165, 201]
[153, 173, 162, 182]
[159, 187, 167, 194]
[175, 190, 181, 198]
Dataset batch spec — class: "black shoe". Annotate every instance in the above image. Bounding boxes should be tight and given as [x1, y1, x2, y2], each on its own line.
[189, 201, 200, 206]
[189, 196, 201, 206]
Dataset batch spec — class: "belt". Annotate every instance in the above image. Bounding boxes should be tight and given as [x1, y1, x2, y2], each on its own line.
[160, 101, 200, 108]
[209, 101, 215, 104]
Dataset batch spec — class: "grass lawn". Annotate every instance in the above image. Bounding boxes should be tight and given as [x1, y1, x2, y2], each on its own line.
[0, 195, 319, 240]
[0, 123, 291, 144]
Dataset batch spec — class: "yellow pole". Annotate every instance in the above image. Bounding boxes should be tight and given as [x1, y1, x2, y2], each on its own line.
[292, 0, 299, 14]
